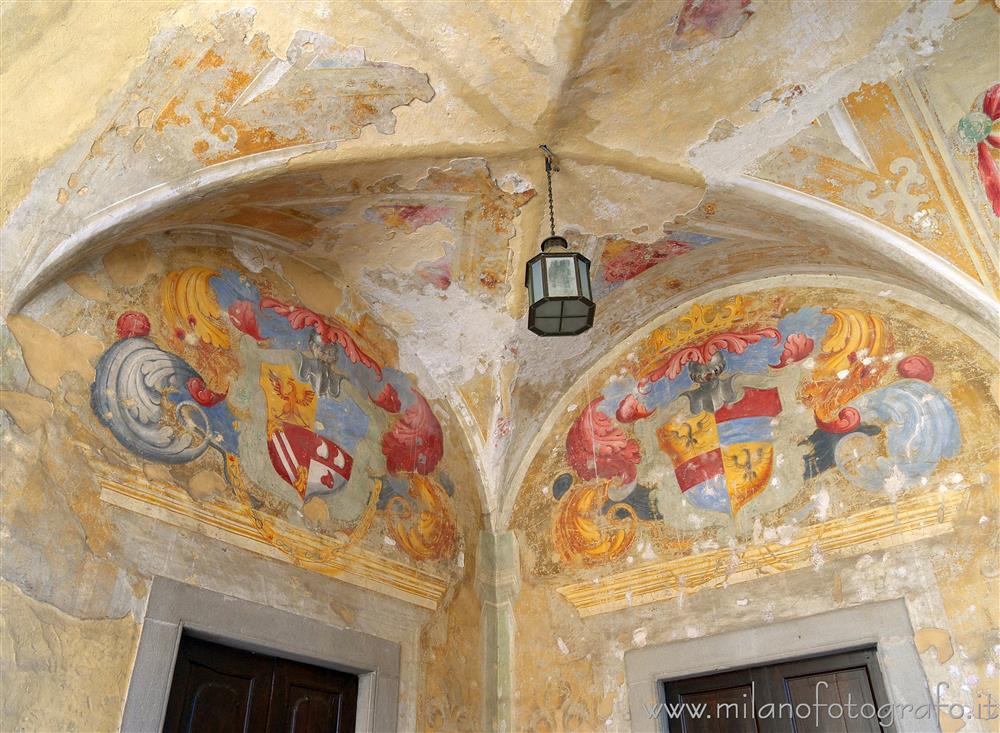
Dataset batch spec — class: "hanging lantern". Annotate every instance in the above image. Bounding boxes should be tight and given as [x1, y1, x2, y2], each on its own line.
[525, 147, 595, 337]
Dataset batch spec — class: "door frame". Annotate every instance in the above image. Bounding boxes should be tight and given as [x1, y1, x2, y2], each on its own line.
[624, 598, 939, 732]
[121, 576, 400, 733]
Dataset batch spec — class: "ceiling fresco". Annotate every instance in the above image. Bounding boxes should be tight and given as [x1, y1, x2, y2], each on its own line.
[1, 2, 998, 731]
[1, 0, 997, 563]
[503, 277, 998, 732]
[753, 78, 998, 289]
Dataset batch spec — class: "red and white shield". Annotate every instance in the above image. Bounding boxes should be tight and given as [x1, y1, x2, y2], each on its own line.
[267, 422, 353, 500]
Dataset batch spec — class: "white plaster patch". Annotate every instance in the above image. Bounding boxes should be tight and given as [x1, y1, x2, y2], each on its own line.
[497, 171, 532, 194]
[632, 627, 648, 647]
[812, 487, 831, 520]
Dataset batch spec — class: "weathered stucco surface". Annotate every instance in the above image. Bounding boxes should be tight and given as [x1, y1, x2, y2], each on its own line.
[0, 581, 139, 732]
[1, 1, 997, 731]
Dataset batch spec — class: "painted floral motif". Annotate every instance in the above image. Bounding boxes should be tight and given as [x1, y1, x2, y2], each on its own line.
[363, 203, 455, 233]
[600, 237, 691, 283]
[226, 299, 263, 341]
[670, 0, 754, 50]
[958, 83, 1000, 216]
[566, 398, 641, 484]
[90, 263, 458, 563]
[771, 332, 814, 369]
[594, 231, 722, 295]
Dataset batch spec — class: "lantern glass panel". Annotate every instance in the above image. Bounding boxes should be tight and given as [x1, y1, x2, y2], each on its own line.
[562, 299, 590, 317]
[545, 256, 578, 297]
[577, 258, 591, 300]
[562, 316, 589, 333]
[530, 260, 544, 303]
[534, 300, 562, 318]
[533, 317, 560, 333]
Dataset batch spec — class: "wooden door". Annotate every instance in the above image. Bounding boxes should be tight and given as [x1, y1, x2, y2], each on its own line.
[163, 635, 359, 733]
[665, 668, 762, 732]
[663, 648, 893, 733]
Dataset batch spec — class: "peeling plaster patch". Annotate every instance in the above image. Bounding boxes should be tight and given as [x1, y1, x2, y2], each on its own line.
[0, 581, 138, 733]
[144, 16, 432, 167]
[222, 158, 532, 304]
[0, 326, 30, 392]
[688, 1, 954, 180]
[497, 171, 532, 195]
[368, 269, 519, 396]
[416, 257, 452, 291]
[707, 118, 737, 142]
[0, 391, 54, 433]
[631, 627, 648, 647]
[812, 487, 831, 520]
[278, 257, 345, 317]
[3, 9, 434, 303]
[187, 470, 226, 501]
[102, 240, 163, 288]
[65, 272, 108, 302]
[363, 203, 455, 233]
[233, 242, 283, 274]
[6, 315, 103, 392]
[916, 627, 955, 664]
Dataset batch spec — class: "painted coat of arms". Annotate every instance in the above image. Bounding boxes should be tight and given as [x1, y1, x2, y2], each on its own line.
[657, 385, 782, 515]
[549, 295, 961, 566]
[90, 263, 458, 565]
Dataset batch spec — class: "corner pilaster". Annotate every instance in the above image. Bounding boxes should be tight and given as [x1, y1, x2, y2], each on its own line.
[476, 530, 520, 732]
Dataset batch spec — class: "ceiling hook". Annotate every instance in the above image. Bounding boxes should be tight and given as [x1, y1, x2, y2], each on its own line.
[539, 144, 560, 172]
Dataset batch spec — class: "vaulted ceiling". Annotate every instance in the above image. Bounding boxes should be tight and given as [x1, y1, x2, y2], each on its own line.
[2, 0, 997, 524]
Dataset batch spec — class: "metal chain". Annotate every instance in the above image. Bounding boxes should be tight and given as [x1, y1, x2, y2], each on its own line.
[545, 155, 555, 237]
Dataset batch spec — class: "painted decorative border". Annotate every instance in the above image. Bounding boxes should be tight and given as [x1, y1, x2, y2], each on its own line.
[558, 488, 965, 617]
[98, 474, 449, 610]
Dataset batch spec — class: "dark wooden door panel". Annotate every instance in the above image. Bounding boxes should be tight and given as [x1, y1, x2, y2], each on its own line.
[785, 668, 881, 733]
[286, 685, 339, 732]
[776, 649, 890, 733]
[163, 636, 359, 733]
[663, 648, 891, 733]
[677, 685, 759, 732]
[163, 637, 273, 733]
[267, 658, 359, 733]
[666, 669, 762, 733]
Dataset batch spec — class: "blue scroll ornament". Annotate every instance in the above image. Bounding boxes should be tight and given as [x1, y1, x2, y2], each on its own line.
[91, 337, 213, 463]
